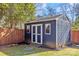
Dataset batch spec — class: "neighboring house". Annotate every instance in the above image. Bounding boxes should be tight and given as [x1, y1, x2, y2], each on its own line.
[16, 23, 24, 29]
[25, 14, 71, 49]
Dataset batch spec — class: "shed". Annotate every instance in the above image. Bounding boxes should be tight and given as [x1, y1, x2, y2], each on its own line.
[25, 14, 71, 49]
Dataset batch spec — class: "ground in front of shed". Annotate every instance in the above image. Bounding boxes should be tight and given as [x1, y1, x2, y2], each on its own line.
[0, 44, 79, 56]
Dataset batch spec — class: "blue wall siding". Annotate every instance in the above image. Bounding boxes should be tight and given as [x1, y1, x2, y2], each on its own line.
[25, 20, 56, 48]
[43, 20, 56, 48]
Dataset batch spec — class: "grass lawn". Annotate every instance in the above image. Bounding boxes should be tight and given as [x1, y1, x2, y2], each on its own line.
[0, 44, 79, 56]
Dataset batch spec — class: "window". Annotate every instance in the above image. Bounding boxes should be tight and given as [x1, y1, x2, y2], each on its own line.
[45, 24, 51, 35]
[26, 25, 30, 33]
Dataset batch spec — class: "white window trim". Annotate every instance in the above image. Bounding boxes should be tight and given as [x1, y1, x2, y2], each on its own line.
[27, 25, 30, 33]
[45, 23, 51, 35]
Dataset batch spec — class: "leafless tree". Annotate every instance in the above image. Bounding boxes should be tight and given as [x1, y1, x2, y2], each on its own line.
[47, 7, 56, 16]
[60, 3, 75, 23]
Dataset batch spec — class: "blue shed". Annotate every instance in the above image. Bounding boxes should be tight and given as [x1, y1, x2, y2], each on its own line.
[25, 14, 71, 49]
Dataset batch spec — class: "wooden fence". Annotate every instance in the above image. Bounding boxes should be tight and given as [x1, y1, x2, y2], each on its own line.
[0, 28, 79, 45]
[0, 28, 24, 45]
[71, 30, 79, 44]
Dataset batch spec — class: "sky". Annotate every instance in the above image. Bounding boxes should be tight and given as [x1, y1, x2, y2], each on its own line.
[47, 3, 65, 8]
[36, 3, 69, 15]
[35, 3, 76, 21]
[36, 3, 66, 16]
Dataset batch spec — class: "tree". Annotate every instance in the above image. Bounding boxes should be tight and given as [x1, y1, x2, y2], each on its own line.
[0, 4, 8, 19]
[72, 16, 79, 29]
[0, 3, 35, 28]
[35, 3, 48, 17]
[47, 7, 56, 16]
[74, 3, 79, 16]
[72, 3, 79, 29]
[60, 3, 75, 23]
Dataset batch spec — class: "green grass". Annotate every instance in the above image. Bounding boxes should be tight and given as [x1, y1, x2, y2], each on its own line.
[0, 45, 79, 56]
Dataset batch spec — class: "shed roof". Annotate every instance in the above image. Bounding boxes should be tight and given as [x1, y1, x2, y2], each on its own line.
[25, 14, 68, 24]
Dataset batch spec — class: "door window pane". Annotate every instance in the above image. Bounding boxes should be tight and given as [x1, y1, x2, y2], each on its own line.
[33, 26, 35, 33]
[37, 35, 41, 43]
[33, 35, 35, 42]
[37, 26, 41, 34]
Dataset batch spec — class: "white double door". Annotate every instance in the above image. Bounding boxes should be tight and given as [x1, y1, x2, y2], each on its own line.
[31, 24, 43, 44]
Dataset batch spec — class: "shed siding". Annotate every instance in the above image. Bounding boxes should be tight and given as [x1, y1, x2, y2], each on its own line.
[25, 15, 71, 49]
[25, 20, 56, 48]
[56, 16, 70, 48]
[43, 20, 56, 48]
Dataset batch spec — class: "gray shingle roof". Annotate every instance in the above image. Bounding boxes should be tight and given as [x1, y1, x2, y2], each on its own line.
[25, 14, 64, 24]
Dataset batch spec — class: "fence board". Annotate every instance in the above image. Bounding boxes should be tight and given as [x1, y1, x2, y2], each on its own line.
[72, 30, 79, 44]
[0, 28, 24, 45]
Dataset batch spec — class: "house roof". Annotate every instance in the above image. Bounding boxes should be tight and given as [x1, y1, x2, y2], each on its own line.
[25, 14, 68, 24]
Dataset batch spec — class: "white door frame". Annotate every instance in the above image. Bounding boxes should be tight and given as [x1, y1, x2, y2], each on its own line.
[31, 24, 43, 44]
